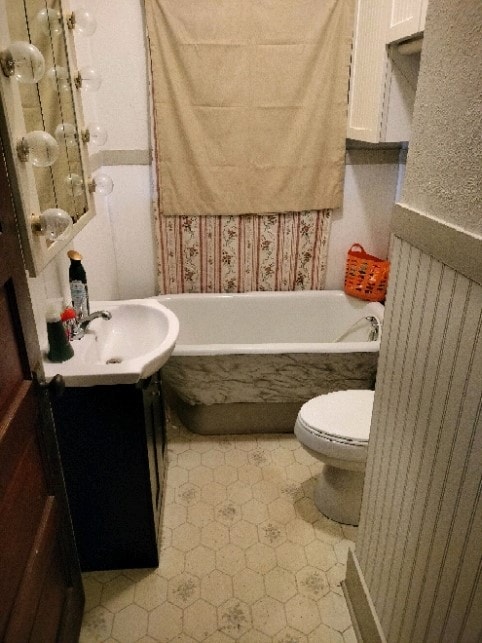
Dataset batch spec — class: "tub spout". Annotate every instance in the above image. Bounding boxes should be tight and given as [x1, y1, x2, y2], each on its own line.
[366, 315, 381, 341]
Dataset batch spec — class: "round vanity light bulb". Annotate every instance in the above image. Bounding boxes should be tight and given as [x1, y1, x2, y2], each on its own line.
[94, 173, 114, 196]
[21, 131, 59, 167]
[1, 41, 45, 83]
[36, 8, 63, 37]
[74, 8, 97, 36]
[33, 208, 73, 241]
[78, 66, 102, 92]
[86, 123, 108, 146]
[47, 66, 70, 93]
[55, 123, 77, 148]
[65, 173, 84, 197]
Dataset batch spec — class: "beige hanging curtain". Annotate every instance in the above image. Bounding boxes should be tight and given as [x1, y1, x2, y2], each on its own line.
[145, 0, 354, 216]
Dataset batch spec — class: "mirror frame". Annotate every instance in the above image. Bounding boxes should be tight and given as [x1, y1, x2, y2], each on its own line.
[0, 0, 96, 276]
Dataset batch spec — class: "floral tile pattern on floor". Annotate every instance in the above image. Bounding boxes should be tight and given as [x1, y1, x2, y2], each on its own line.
[80, 413, 357, 643]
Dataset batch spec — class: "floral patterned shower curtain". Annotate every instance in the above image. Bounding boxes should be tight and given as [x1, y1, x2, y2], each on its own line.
[156, 209, 331, 294]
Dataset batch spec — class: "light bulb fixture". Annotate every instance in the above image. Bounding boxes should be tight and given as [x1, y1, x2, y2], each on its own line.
[88, 173, 114, 196]
[65, 173, 85, 197]
[36, 8, 63, 37]
[81, 123, 108, 146]
[55, 122, 78, 148]
[17, 131, 59, 167]
[31, 208, 73, 241]
[67, 8, 97, 36]
[0, 41, 45, 83]
[74, 66, 102, 91]
[47, 66, 71, 93]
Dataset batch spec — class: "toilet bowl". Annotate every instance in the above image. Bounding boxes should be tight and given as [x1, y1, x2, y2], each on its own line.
[294, 389, 374, 526]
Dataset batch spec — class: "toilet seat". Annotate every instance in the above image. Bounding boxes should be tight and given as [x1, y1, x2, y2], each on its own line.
[297, 390, 374, 446]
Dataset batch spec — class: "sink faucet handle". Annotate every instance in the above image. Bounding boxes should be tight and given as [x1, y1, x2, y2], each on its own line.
[73, 309, 112, 339]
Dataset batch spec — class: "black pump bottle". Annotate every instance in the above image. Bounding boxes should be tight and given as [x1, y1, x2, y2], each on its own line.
[68, 250, 90, 319]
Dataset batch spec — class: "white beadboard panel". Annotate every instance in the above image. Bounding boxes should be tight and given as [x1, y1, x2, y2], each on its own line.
[374, 252, 445, 618]
[356, 234, 482, 642]
[393, 273, 471, 639]
[405, 281, 481, 642]
[369, 247, 432, 604]
[357, 236, 411, 568]
[451, 496, 482, 643]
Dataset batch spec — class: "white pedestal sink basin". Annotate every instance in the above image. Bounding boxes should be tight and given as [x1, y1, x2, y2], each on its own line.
[43, 299, 179, 386]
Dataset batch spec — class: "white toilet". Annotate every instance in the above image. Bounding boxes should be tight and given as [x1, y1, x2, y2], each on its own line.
[294, 389, 374, 526]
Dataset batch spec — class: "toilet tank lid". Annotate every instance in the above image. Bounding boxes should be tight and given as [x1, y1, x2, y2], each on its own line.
[300, 390, 374, 441]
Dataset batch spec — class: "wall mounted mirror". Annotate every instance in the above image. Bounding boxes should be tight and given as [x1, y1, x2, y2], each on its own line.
[0, 0, 96, 276]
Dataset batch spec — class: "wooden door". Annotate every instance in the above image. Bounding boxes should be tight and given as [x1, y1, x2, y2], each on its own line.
[0, 131, 84, 638]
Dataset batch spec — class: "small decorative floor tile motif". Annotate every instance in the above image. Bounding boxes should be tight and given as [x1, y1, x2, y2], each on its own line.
[172, 576, 198, 604]
[248, 448, 269, 466]
[261, 522, 284, 544]
[281, 482, 305, 502]
[216, 501, 240, 524]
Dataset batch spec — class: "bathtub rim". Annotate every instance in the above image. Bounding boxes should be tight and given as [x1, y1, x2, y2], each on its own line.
[157, 290, 384, 357]
[171, 341, 380, 356]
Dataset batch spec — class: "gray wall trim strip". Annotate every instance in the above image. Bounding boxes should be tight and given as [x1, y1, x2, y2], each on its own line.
[103, 149, 151, 166]
[90, 148, 398, 169]
[89, 151, 102, 173]
[89, 149, 151, 171]
[342, 548, 387, 643]
[392, 203, 482, 285]
[343, 548, 387, 643]
[346, 149, 400, 165]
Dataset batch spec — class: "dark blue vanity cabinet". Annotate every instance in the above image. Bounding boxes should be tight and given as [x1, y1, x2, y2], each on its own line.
[51, 373, 166, 571]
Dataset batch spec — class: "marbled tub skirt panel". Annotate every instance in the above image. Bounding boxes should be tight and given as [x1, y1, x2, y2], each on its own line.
[162, 352, 378, 406]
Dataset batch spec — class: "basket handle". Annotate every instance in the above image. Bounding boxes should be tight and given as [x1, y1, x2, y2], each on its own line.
[348, 243, 366, 254]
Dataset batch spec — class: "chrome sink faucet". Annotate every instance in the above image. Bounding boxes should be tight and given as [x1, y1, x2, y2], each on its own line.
[73, 310, 112, 339]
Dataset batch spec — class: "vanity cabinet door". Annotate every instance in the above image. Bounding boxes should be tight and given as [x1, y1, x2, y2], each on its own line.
[53, 377, 166, 571]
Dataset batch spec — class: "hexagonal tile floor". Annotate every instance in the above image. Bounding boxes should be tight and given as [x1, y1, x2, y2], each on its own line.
[80, 410, 357, 643]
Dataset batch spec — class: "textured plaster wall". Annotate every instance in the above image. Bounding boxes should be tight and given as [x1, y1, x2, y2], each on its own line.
[402, 0, 482, 235]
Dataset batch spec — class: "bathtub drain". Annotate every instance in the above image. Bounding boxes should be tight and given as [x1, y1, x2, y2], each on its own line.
[106, 357, 123, 364]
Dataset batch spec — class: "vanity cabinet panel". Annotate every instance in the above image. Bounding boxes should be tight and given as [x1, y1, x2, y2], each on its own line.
[51, 373, 166, 571]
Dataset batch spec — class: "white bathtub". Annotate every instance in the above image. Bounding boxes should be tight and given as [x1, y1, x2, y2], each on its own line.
[158, 291, 384, 434]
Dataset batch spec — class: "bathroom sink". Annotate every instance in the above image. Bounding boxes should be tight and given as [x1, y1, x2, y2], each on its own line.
[43, 299, 179, 386]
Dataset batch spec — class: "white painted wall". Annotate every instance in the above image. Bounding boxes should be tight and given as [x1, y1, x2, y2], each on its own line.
[326, 162, 398, 289]
[80, 0, 149, 152]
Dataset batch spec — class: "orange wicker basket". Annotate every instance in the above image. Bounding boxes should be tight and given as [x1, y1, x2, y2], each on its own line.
[344, 243, 390, 302]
